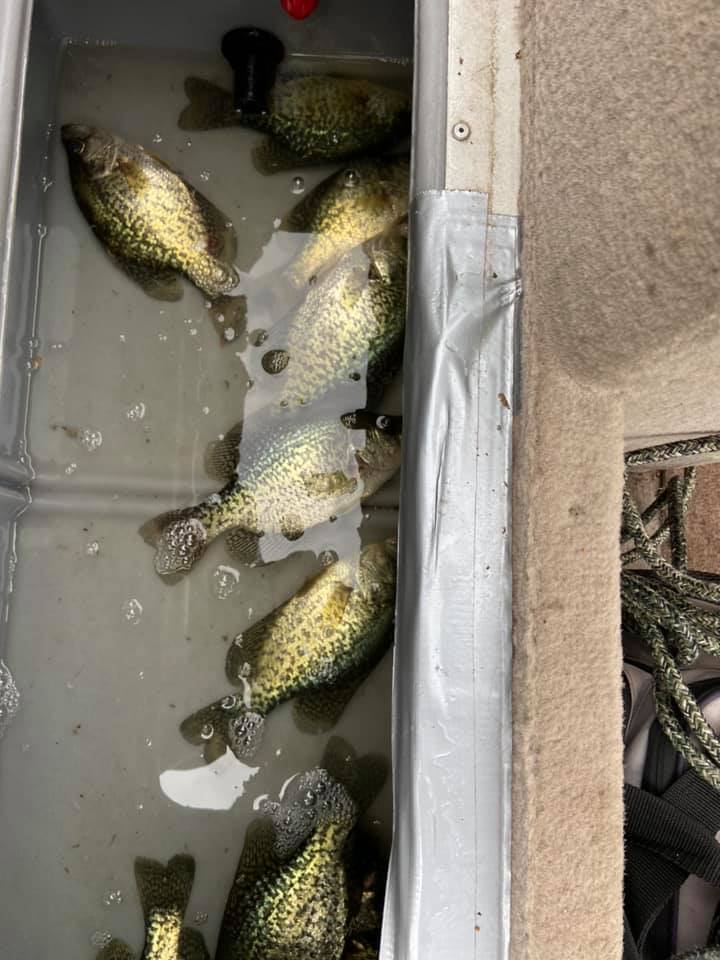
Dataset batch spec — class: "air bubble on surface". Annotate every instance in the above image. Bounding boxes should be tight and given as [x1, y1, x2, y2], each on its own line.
[200, 723, 214, 741]
[201, 405, 210, 415]
[200, 170, 210, 181]
[194, 911, 208, 925]
[126, 401, 146, 421]
[102, 889, 123, 906]
[90, 931, 112, 948]
[319, 549, 339, 567]
[186, 138, 192, 147]
[121, 598, 143, 625]
[223, 327, 236, 342]
[80, 428, 103, 452]
[213, 565, 240, 600]
[152, 133, 163, 143]
[85, 541, 100, 557]
[157, 332, 168, 342]
[36, 223, 47, 238]
[0, 660, 20, 740]
[291, 175, 305, 195]
[65, 462, 78, 475]
[221, 695, 238, 711]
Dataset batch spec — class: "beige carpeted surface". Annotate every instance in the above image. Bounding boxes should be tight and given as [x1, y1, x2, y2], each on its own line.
[513, 0, 720, 957]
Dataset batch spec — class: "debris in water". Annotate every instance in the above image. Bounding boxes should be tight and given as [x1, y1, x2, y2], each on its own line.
[0, 660, 20, 740]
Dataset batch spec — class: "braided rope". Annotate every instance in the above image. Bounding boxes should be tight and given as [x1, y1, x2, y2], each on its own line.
[625, 434, 720, 467]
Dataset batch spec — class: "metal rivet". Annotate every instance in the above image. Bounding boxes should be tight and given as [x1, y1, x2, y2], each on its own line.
[452, 121, 471, 141]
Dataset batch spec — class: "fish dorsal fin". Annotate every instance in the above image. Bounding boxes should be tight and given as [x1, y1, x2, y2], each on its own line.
[225, 613, 273, 684]
[322, 737, 389, 815]
[179, 927, 211, 960]
[293, 674, 364, 734]
[134, 854, 195, 924]
[182, 178, 237, 267]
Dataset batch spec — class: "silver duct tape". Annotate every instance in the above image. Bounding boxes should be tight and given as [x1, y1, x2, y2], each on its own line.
[0, 660, 20, 740]
[382, 191, 517, 960]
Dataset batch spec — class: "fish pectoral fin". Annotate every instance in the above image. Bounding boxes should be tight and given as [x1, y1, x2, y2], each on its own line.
[179, 76, 237, 131]
[134, 854, 195, 924]
[179, 927, 211, 960]
[252, 136, 308, 175]
[303, 471, 358, 500]
[239, 817, 281, 874]
[109, 253, 184, 302]
[293, 676, 364, 734]
[228, 526, 309, 566]
[95, 939, 135, 960]
[205, 422, 244, 481]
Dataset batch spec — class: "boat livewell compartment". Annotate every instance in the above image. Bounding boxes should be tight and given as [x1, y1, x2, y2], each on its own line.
[0, 1, 515, 958]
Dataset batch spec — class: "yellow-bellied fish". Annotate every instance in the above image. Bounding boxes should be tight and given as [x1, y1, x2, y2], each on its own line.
[179, 75, 410, 174]
[214, 738, 387, 960]
[280, 156, 409, 287]
[61, 125, 243, 317]
[260, 218, 407, 410]
[140, 411, 401, 579]
[96, 855, 209, 960]
[180, 539, 396, 760]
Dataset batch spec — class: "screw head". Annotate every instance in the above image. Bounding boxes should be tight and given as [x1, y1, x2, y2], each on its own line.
[452, 121, 471, 141]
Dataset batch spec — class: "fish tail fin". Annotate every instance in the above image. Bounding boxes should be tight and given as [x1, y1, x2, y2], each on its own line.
[180, 696, 265, 762]
[139, 506, 209, 580]
[322, 736, 389, 815]
[134, 853, 195, 924]
[179, 77, 237, 131]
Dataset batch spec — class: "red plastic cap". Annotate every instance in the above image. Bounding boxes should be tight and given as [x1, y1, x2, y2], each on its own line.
[281, 0, 318, 19]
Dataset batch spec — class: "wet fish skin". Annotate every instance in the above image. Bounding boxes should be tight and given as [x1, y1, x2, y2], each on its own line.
[215, 738, 387, 960]
[180, 539, 397, 760]
[261, 218, 407, 410]
[61, 124, 239, 301]
[95, 855, 209, 960]
[179, 75, 410, 170]
[281, 155, 409, 287]
[140, 412, 401, 579]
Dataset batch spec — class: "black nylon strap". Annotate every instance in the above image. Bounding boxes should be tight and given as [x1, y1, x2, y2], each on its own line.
[625, 773, 720, 955]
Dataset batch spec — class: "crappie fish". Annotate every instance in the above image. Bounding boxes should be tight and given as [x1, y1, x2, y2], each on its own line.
[96, 855, 209, 960]
[179, 75, 410, 173]
[260, 218, 407, 410]
[180, 539, 396, 760]
[215, 737, 387, 960]
[61, 124, 242, 309]
[281, 155, 409, 287]
[141, 411, 401, 579]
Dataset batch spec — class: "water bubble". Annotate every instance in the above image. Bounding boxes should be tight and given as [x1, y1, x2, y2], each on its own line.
[145, 738, 152, 748]
[90, 931, 113, 948]
[157, 332, 168, 342]
[303, 790, 316, 807]
[136, 803, 144, 811]
[41, 177, 54, 192]
[138, 671, 145, 680]
[0, 660, 20, 740]
[49, 342, 65, 351]
[65, 462, 78, 476]
[121, 598, 143, 625]
[194, 911, 209, 926]
[80, 428, 103, 452]
[200, 723, 214, 741]
[344, 169, 360, 188]
[238, 662, 251, 679]
[213, 565, 240, 599]
[119, 334, 126, 343]
[201, 405, 210, 416]
[200, 170, 210, 182]
[349, 371, 362, 382]
[189, 327, 198, 337]
[152, 133, 163, 143]
[102, 889, 123, 907]
[223, 327, 236, 342]
[126, 401, 146, 422]
[186, 138, 192, 147]
[85, 541, 100, 557]
[318, 549, 338, 567]
[308, 274, 318, 287]
[36, 223, 47, 238]
[291, 175, 305, 195]
[273, 217, 282, 230]
[250, 329, 268, 346]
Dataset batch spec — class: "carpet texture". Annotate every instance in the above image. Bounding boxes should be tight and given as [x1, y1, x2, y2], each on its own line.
[513, 0, 720, 956]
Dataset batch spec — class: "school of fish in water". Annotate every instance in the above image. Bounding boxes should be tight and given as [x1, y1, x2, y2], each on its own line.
[61, 45, 410, 960]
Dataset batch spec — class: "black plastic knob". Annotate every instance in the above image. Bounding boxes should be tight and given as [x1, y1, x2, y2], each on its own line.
[221, 27, 285, 116]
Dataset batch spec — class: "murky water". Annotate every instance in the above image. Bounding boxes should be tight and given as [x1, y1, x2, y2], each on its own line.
[0, 43, 408, 958]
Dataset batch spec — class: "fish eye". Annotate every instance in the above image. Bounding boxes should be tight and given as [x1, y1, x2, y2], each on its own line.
[376, 415, 391, 430]
[69, 141, 86, 156]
